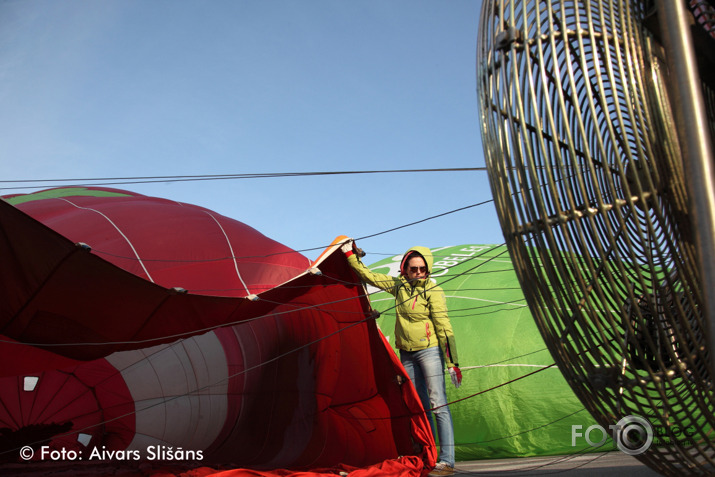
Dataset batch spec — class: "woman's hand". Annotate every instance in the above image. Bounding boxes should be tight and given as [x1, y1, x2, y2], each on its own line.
[448, 367, 462, 388]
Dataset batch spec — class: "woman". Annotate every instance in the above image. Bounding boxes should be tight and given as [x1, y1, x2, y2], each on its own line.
[342, 241, 461, 476]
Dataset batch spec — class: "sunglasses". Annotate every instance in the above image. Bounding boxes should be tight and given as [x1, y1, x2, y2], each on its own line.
[409, 266, 427, 273]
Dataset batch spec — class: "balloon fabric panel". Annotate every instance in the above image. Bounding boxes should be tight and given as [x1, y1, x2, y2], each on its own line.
[0, 187, 434, 475]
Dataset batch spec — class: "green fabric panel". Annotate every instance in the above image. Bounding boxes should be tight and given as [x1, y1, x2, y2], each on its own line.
[5, 187, 131, 205]
[365, 244, 614, 460]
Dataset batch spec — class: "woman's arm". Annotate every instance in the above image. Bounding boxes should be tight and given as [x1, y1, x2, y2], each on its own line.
[428, 284, 459, 368]
[345, 252, 401, 295]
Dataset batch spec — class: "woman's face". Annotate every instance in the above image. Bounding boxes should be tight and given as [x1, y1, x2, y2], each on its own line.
[406, 256, 428, 281]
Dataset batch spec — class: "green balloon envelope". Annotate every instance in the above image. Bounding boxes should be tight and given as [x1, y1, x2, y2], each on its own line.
[363, 244, 613, 460]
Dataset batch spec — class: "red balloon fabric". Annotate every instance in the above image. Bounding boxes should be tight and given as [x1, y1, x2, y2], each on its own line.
[6, 186, 310, 297]
[0, 187, 435, 476]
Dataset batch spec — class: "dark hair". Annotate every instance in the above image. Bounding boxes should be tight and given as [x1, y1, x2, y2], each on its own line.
[400, 250, 428, 276]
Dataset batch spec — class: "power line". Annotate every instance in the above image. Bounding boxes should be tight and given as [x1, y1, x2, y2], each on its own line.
[357, 200, 492, 241]
[82, 199, 492, 259]
[0, 199, 551, 462]
[0, 244, 583, 466]
[0, 167, 486, 190]
[1, 199, 498, 348]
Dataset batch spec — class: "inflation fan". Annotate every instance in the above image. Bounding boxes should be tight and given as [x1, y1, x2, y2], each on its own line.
[477, 1, 715, 475]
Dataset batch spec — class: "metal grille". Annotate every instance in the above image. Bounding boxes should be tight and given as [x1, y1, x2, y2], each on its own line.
[477, 1, 715, 474]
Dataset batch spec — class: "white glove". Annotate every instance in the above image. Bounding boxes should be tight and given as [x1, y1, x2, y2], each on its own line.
[341, 240, 353, 254]
[449, 367, 462, 389]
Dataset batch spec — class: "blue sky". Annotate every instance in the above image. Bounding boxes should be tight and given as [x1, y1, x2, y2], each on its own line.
[0, 0, 502, 261]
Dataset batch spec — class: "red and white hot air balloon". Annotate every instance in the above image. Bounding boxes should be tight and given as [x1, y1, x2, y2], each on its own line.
[0, 187, 434, 475]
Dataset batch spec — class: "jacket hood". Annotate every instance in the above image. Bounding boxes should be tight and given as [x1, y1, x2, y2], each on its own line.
[399, 246, 434, 276]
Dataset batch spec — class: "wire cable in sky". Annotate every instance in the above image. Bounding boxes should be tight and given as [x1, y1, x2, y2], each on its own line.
[0, 167, 486, 190]
[84, 199, 494, 260]
[0, 243, 577, 462]
[356, 200, 492, 241]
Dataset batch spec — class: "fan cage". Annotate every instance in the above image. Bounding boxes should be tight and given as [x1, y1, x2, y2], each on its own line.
[477, 0, 715, 474]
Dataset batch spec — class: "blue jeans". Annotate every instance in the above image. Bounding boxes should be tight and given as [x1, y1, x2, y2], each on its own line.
[400, 346, 455, 466]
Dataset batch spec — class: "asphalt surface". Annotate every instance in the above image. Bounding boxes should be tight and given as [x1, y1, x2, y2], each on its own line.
[452, 452, 661, 476]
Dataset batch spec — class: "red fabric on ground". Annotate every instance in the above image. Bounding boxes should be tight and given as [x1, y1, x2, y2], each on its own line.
[206, 455, 427, 477]
[0, 189, 435, 474]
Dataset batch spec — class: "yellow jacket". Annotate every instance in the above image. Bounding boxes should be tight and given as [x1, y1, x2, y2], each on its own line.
[347, 246, 459, 367]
